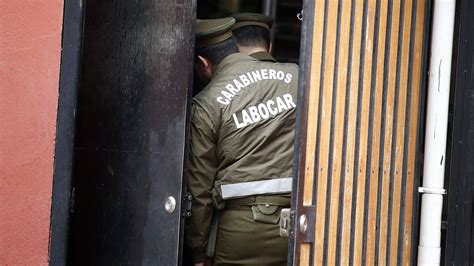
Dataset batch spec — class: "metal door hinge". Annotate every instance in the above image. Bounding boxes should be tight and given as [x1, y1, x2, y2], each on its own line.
[182, 192, 193, 218]
[280, 208, 292, 237]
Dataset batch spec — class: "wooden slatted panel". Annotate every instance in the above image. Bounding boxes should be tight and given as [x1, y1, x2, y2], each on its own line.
[353, 0, 377, 264]
[365, 0, 389, 264]
[313, 0, 339, 264]
[402, 0, 426, 264]
[298, 0, 326, 262]
[295, 0, 430, 265]
[339, 0, 364, 264]
[389, 0, 413, 263]
[376, 1, 402, 264]
[326, 0, 352, 265]
[303, 0, 325, 207]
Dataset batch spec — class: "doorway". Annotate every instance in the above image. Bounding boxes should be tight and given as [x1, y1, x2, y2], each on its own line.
[53, 0, 305, 265]
[187, 0, 303, 264]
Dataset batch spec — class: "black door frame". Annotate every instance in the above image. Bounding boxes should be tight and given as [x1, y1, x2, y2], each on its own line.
[445, 0, 474, 264]
[49, 0, 86, 264]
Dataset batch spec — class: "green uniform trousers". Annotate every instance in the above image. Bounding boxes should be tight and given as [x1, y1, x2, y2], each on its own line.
[214, 208, 288, 266]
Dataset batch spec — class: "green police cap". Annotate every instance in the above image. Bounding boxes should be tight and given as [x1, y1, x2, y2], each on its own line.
[231, 13, 274, 30]
[196, 17, 236, 48]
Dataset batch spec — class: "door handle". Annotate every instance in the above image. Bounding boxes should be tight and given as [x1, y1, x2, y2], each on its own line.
[165, 196, 176, 214]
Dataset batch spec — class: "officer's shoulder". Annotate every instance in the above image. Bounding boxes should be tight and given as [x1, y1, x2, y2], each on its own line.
[192, 88, 212, 105]
[277, 61, 299, 71]
[258, 60, 299, 73]
[192, 82, 221, 109]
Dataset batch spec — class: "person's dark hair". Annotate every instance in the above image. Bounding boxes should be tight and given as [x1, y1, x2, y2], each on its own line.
[196, 36, 238, 64]
[233, 26, 270, 49]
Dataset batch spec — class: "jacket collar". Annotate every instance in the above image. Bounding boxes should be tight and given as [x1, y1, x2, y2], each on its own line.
[249, 51, 277, 62]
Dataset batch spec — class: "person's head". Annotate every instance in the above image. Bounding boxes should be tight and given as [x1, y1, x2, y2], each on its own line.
[195, 18, 239, 82]
[231, 13, 273, 54]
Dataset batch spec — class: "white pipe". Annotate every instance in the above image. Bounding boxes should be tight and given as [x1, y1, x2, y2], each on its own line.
[418, 0, 456, 265]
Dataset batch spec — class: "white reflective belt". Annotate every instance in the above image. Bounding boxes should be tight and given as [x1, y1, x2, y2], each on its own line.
[220, 177, 292, 199]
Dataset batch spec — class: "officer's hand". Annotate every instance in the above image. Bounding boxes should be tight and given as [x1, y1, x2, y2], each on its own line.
[194, 263, 204, 266]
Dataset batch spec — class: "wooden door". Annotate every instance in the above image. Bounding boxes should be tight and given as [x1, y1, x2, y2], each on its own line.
[290, 0, 431, 265]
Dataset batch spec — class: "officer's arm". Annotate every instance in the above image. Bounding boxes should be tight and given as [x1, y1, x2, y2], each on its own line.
[185, 103, 217, 263]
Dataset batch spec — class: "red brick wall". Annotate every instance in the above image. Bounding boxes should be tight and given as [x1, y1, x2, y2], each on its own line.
[0, 0, 64, 264]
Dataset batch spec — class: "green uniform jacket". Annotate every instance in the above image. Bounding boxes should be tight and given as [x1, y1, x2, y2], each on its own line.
[249, 51, 277, 62]
[185, 53, 299, 262]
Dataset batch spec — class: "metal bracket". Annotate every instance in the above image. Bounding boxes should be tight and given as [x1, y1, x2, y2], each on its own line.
[299, 205, 315, 243]
[280, 208, 291, 237]
[418, 187, 447, 195]
[181, 192, 193, 218]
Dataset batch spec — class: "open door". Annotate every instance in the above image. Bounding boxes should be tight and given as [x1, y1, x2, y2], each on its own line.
[290, 0, 431, 264]
[65, 1, 196, 265]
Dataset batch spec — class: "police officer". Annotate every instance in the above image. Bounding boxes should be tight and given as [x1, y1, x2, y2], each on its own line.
[186, 17, 298, 265]
[231, 13, 276, 62]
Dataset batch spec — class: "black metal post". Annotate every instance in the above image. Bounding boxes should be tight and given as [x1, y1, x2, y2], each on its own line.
[445, 0, 474, 264]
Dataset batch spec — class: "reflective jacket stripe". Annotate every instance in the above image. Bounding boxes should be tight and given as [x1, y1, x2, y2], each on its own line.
[220, 177, 292, 199]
